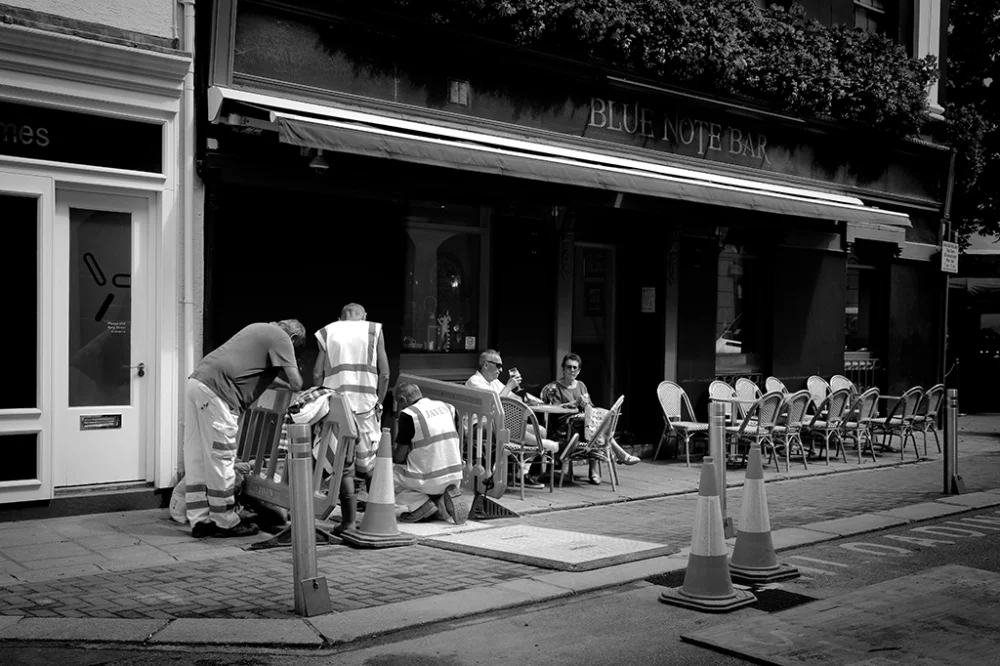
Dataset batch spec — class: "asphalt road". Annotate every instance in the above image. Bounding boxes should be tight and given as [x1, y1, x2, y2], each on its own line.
[3, 507, 998, 666]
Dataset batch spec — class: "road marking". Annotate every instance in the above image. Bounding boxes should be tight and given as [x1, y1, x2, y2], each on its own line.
[788, 564, 836, 576]
[911, 525, 986, 538]
[953, 519, 1000, 531]
[840, 542, 911, 556]
[788, 555, 849, 568]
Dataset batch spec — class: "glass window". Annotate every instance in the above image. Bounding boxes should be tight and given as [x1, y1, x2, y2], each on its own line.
[0, 433, 38, 482]
[716, 243, 759, 361]
[854, 0, 891, 34]
[846, 261, 876, 352]
[68, 208, 132, 407]
[402, 202, 485, 353]
[0, 194, 38, 410]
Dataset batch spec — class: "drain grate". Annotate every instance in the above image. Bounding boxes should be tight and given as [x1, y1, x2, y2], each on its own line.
[645, 571, 818, 613]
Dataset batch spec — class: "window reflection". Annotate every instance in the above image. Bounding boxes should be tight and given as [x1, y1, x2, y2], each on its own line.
[716, 238, 761, 374]
[402, 202, 483, 353]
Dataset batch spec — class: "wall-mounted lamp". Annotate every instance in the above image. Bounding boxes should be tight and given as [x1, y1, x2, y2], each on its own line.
[309, 149, 329, 171]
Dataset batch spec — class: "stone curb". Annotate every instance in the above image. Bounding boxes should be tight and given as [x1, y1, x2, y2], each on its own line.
[1, 486, 996, 650]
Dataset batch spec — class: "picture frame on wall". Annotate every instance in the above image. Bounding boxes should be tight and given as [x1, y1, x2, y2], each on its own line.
[583, 249, 606, 278]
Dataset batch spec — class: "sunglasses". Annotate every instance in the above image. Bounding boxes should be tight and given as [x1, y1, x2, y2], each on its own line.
[564, 365, 580, 371]
[487, 360, 503, 371]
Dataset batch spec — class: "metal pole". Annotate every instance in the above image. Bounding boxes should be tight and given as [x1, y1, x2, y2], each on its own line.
[940, 149, 957, 387]
[708, 403, 735, 538]
[943, 389, 964, 495]
[288, 424, 331, 616]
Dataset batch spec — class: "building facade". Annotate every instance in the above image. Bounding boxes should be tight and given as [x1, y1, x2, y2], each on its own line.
[198, 0, 952, 449]
[0, 1, 192, 508]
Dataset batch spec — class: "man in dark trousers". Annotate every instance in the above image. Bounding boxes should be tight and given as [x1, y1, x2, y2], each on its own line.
[184, 320, 305, 538]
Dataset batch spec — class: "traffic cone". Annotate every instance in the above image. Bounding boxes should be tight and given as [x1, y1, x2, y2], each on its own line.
[340, 428, 416, 549]
[729, 446, 800, 584]
[659, 456, 756, 612]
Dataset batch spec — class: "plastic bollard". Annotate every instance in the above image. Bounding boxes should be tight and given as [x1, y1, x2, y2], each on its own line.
[708, 402, 735, 538]
[287, 424, 332, 616]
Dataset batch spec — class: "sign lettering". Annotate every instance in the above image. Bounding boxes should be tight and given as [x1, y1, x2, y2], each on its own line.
[589, 97, 771, 164]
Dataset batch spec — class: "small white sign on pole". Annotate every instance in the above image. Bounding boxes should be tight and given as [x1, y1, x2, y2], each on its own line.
[941, 241, 959, 274]
[641, 287, 656, 313]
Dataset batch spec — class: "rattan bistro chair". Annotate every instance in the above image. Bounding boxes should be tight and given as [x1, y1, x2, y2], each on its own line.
[500, 397, 555, 500]
[806, 375, 832, 412]
[709, 380, 739, 426]
[769, 390, 812, 472]
[735, 378, 763, 422]
[912, 383, 945, 455]
[765, 376, 788, 394]
[840, 387, 880, 464]
[725, 391, 784, 466]
[830, 374, 856, 395]
[655, 381, 709, 466]
[800, 388, 853, 464]
[559, 396, 625, 491]
[870, 386, 925, 461]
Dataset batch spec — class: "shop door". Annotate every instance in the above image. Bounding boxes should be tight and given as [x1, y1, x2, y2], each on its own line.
[572, 244, 616, 409]
[53, 191, 150, 487]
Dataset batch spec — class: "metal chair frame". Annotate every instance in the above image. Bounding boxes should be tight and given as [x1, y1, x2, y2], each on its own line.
[655, 381, 709, 466]
[840, 387, 880, 464]
[800, 388, 853, 464]
[912, 383, 945, 455]
[769, 390, 812, 472]
[501, 397, 555, 500]
[870, 386, 925, 461]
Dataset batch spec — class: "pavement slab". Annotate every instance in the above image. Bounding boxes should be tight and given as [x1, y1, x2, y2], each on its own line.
[425, 525, 675, 571]
[874, 501, 971, 521]
[769, 527, 840, 551]
[148, 618, 324, 646]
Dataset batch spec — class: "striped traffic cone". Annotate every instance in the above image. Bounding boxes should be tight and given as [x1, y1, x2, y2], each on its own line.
[659, 456, 756, 612]
[340, 428, 416, 549]
[729, 446, 800, 584]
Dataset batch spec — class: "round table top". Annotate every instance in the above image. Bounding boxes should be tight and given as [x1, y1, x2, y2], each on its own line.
[528, 403, 580, 415]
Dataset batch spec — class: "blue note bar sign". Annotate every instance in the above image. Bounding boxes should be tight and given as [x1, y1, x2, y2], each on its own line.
[80, 414, 122, 430]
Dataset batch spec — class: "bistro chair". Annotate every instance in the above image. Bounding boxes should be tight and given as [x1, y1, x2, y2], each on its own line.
[829, 374, 856, 395]
[709, 380, 739, 426]
[765, 376, 788, 394]
[806, 376, 832, 412]
[800, 387, 853, 464]
[655, 381, 709, 466]
[724, 390, 784, 467]
[769, 390, 812, 472]
[501, 397, 555, 500]
[870, 386, 925, 461]
[735, 378, 763, 421]
[840, 387, 880, 464]
[912, 383, 945, 455]
[559, 396, 625, 491]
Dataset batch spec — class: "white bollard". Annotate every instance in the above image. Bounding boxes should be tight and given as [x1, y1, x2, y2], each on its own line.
[708, 402, 735, 538]
[287, 424, 332, 616]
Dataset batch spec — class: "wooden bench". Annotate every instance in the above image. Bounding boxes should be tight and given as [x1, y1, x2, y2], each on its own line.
[236, 389, 360, 546]
[397, 373, 518, 519]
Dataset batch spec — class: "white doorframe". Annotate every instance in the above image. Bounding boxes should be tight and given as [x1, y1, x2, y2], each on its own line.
[0, 171, 54, 503]
[52, 189, 156, 487]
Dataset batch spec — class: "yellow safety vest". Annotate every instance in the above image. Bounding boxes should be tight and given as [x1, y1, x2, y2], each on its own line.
[317, 320, 381, 413]
[398, 398, 464, 492]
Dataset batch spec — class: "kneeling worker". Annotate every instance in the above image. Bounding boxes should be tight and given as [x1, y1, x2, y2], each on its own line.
[392, 383, 469, 524]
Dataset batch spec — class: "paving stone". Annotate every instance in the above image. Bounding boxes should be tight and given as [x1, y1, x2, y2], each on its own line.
[803, 513, 910, 537]
[936, 491, 1000, 508]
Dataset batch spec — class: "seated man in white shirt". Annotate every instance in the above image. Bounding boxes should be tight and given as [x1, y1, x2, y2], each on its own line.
[466, 349, 558, 490]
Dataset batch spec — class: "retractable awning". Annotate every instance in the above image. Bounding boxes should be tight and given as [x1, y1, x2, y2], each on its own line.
[209, 86, 911, 229]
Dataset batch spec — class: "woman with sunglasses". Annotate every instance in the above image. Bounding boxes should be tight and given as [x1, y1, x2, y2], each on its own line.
[542, 353, 639, 485]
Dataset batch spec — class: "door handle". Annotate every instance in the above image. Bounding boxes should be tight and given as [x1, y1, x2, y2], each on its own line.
[123, 362, 146, 377]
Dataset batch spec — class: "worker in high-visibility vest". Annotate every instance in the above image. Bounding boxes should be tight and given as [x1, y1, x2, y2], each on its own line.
[312, 303, 390, 535]
[391, 382, 468, 524]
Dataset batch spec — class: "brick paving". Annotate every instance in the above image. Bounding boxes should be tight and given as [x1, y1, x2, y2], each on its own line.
[0, 545, 539, 620]
[515, 450, 1000, 549]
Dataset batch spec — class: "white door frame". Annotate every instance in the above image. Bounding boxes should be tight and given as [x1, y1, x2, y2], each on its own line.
[0, 171, 54, 503]
[52, 187, 157, 487]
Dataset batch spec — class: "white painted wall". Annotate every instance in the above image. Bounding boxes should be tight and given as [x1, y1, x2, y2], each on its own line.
[6, 0, 176, 38]
[915, 0, 944, 114]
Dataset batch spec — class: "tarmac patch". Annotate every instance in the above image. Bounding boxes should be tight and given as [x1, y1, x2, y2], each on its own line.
[682, 564, 1000, 665]
[423, 525, 675, 571]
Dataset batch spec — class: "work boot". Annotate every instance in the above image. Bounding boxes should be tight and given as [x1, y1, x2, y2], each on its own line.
[399, 499, 438, 523]
[191, 521, 216, 538]
[442, 484, 470, 526]
[334, 493, 358, 537]
[213, 522, 259, 538]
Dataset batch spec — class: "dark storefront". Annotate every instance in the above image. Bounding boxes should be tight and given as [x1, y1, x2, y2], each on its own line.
[198, 1, 950, 446]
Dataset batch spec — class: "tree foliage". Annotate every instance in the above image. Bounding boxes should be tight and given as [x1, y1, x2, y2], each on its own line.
[946, 0, 1000, 239]
[385, 0, 937, 135]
